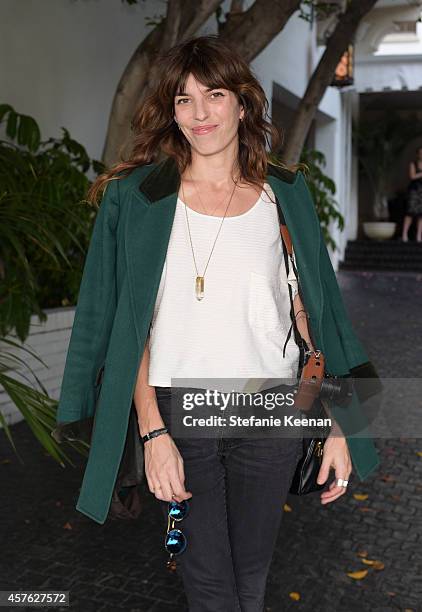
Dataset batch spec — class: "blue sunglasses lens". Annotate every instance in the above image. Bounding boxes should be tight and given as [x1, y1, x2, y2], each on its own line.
[165, 528, 187, 555]
[168, 499, 189, 520]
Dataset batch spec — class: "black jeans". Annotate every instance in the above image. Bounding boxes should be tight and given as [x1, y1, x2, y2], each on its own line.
[155, 386, 303, 612]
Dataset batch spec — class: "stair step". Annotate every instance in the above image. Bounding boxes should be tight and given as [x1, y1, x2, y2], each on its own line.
[340, 240, 422, 271]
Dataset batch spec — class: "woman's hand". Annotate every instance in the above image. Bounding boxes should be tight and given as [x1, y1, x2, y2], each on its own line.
[143, 434, 193, 504]
[316, 422, 352, 505]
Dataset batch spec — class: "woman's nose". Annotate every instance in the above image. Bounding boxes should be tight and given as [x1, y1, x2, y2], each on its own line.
[193, 102, 208, 121]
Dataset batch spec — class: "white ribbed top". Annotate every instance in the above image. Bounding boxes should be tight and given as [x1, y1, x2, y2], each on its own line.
[147, 182, 300, 392]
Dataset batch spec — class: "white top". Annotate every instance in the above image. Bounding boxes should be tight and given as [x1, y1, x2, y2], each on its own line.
[147, 182, 300, 393]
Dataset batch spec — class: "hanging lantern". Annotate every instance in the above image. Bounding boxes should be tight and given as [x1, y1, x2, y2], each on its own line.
[332, 44, 354, 87]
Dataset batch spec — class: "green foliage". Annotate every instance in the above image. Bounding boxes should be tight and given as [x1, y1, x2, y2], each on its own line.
[0, 105, 102, 463]
[299, 0, 342, 24]
[0, 104, 103, 342]
[269, 148, 344, 251]
[0, 337, 88, 467]
[299, 148, 344, 252]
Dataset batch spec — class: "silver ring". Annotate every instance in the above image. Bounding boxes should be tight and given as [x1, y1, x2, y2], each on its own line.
[337, 478, 349, 487]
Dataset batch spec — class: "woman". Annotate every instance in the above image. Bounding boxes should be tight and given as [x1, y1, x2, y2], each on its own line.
[402, 146, 422, 242]
[54, 35, 380, 611]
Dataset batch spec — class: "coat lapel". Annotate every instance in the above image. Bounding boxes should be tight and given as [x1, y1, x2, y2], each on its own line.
[124, 172, 178, 349]
[125, 156, 323, 353]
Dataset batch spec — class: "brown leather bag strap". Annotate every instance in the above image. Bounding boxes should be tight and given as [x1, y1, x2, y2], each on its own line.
[279, 224, 293, 257]
[275, 199, 293, 255]
[275, 198, 316, 350]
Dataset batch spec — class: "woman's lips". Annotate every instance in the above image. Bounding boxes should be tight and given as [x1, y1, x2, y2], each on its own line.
[192, 125, 218, 135]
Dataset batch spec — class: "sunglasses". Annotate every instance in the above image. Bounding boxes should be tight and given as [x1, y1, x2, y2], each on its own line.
[165, 499, 190, 571]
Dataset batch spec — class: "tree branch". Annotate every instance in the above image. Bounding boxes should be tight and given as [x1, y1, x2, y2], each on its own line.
[220, 0, 301, 61]
[282, 0, 379, 165]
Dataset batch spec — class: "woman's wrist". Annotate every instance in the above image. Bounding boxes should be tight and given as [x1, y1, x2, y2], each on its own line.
[321, 400, 345, 438]
[141, 427, 169, 443]
[140, 419, 166, 438]
[134, 391, 166, 437]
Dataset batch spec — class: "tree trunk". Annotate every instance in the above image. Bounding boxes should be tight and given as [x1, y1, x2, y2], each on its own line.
[281, 0, 379, 166]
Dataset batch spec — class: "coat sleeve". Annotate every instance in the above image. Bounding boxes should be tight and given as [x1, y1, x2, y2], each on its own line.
[318, 229, 370, 369]
[298, 172, 382, 402]
[295, 171, 369, 369]
[54, 178, 120, 427]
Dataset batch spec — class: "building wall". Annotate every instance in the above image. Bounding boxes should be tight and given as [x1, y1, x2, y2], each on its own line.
[0, 0, 153, 163]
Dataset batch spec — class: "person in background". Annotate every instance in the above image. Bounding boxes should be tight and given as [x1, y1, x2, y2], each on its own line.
[402, 145, 422, 242]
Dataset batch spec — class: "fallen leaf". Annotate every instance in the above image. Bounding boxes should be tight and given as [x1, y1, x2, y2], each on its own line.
[283, 504, 292, 512]
[346, 569, 368, 580]
[372, 561, 385, 570]
[289, 592, 300, 601]
[359, 507, 376, 513]
[386, 591, 396, 596]
[0, 459, 11, 464]
[416, 451, 422, 457]
[353, 493, 369, 501]
[357, 550, 368, 557]
[380, 474, 395, 482]
[361, 558, 376, 565]
[63, 522, 73, 530]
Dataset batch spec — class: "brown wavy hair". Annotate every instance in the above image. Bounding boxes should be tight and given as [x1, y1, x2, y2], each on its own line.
[87, 34, 305, 205]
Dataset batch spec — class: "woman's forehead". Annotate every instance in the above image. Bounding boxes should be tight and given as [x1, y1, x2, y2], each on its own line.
[175, 72, 227, 94]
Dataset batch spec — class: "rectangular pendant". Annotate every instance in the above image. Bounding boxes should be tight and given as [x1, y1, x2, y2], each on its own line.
[195, 276, 204, 301]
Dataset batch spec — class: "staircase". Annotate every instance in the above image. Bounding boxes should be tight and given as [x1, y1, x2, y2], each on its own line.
[339, 240, 422, 272]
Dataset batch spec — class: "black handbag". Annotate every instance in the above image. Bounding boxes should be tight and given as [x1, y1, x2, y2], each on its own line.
[288, 385, 330, 496]
[276, 202, 330, 495]
[51, 364, 144, 520]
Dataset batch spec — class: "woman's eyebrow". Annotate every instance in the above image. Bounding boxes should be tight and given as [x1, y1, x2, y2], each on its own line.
[175, 87, 221, 96]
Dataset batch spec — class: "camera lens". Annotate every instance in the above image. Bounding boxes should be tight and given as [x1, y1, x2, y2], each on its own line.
[320, 376, 354, 406]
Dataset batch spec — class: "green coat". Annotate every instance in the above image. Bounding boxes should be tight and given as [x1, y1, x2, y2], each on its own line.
[54, 156, 381, 525]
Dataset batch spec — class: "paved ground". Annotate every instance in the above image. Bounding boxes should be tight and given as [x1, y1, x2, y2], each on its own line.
[1, 270, 422, 612]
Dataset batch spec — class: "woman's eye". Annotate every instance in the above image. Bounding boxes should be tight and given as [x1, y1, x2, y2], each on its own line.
[175, 92, 224, 105]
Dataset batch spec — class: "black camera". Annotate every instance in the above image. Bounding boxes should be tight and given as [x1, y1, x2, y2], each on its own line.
[319, 375, 354, 407]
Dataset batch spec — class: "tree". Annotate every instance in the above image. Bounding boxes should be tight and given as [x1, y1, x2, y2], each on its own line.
[282, 0, 379, 165]
[103, 0, 378, 167]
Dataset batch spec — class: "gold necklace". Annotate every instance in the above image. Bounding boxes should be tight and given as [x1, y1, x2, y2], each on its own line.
[182, 174, 239, 301]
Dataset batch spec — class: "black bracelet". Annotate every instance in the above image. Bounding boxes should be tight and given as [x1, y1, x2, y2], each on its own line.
[141, 427, 169, 444]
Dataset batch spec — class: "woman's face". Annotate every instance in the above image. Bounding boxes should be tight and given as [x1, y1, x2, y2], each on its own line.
[174, 73, 244, 158]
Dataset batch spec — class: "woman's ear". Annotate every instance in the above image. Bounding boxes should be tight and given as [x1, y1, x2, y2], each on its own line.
[238, 94, 246, 121]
